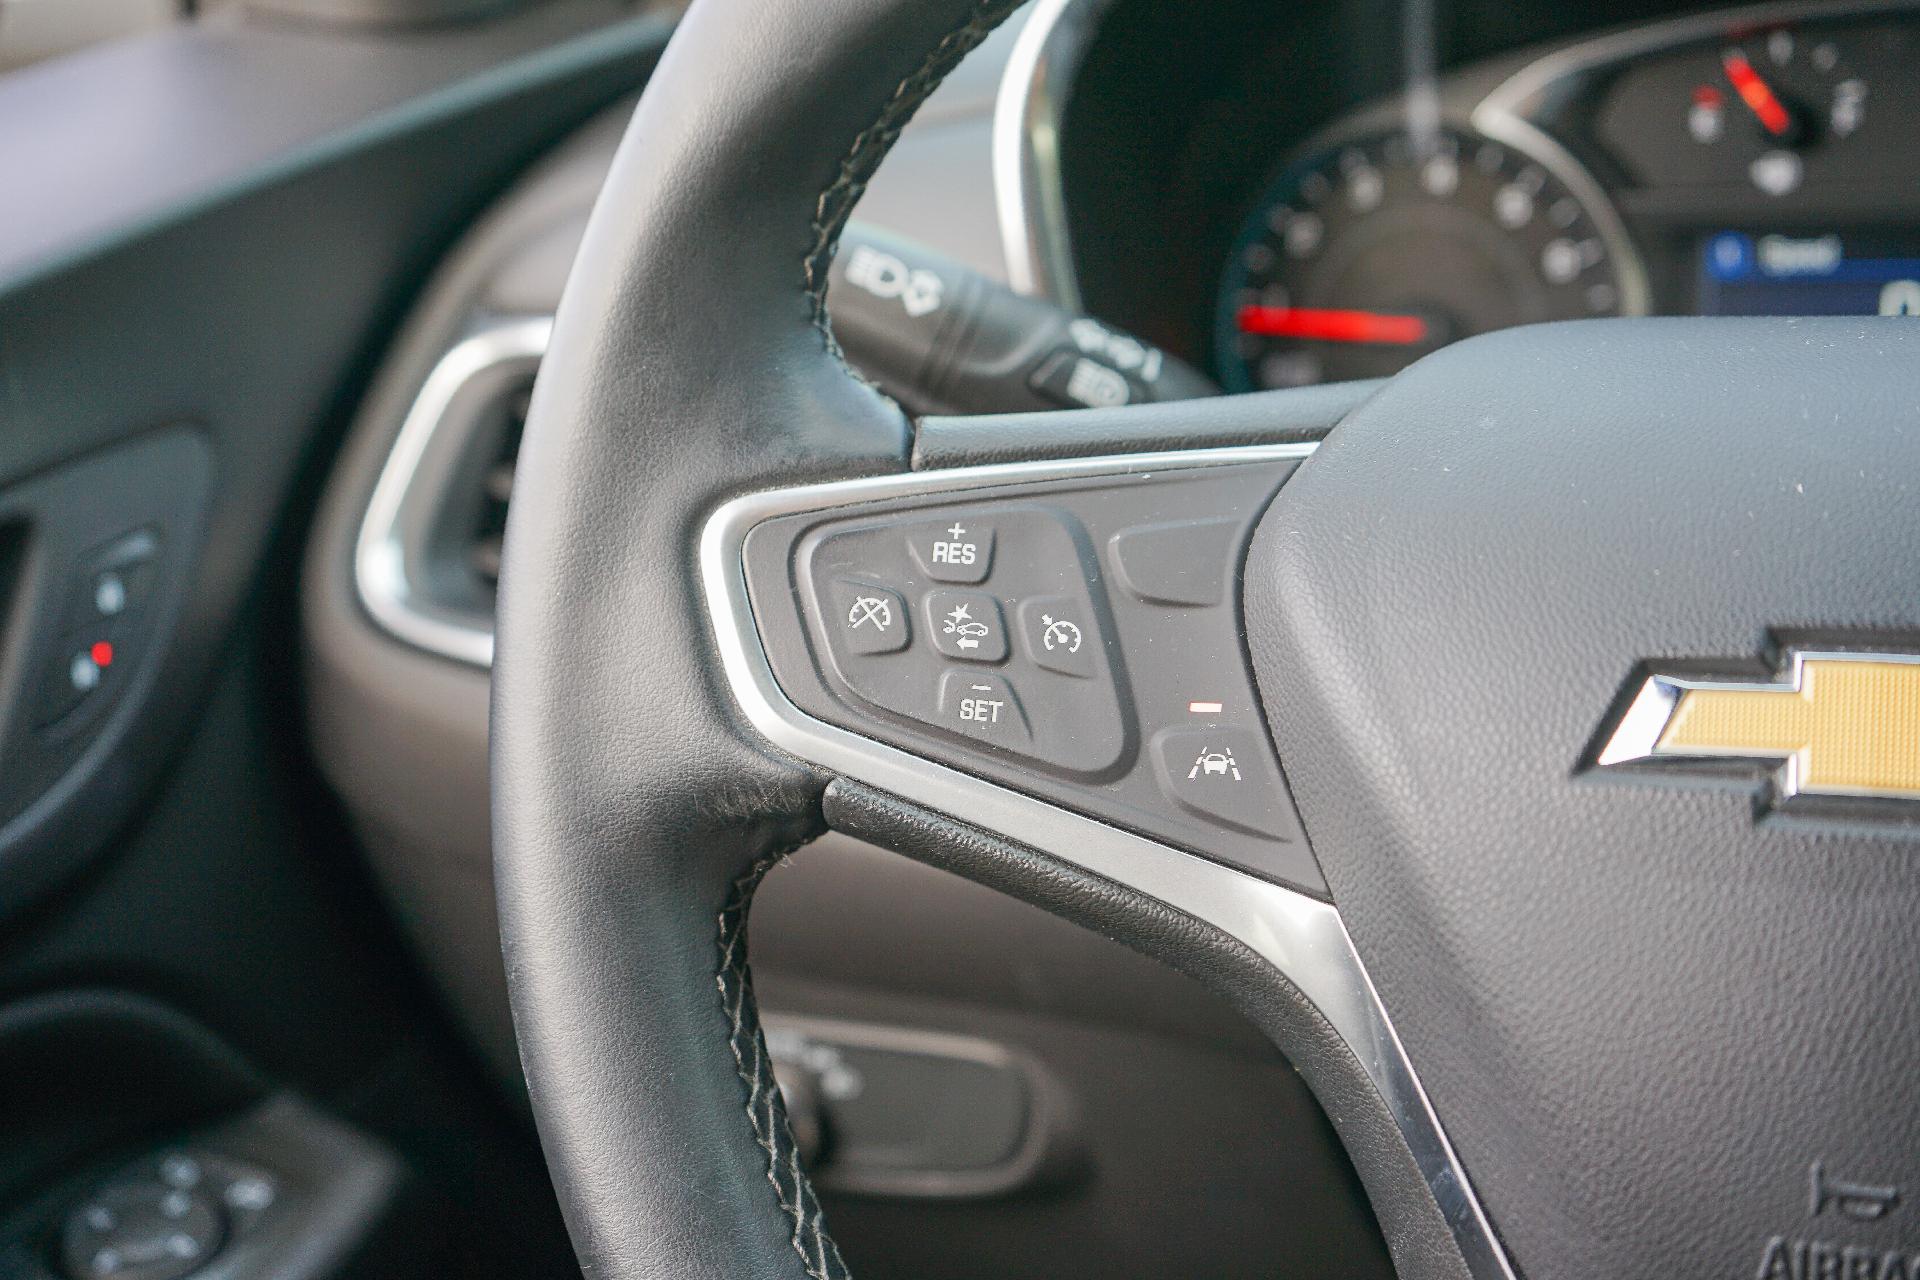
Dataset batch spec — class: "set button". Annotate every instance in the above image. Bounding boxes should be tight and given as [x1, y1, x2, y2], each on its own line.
[908, 518, 994, 583]
[937, 671, 1028, 745]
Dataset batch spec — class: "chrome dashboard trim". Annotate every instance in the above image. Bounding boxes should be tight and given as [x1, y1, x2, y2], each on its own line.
[353, 315, 550, 670]
[991, 0, 1118, 308]
[700, 443, 1517, 1280]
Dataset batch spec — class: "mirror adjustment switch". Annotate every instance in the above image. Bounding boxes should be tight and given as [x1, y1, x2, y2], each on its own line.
[827, 579, 910, 655]
[908, 518, 993, 583]
[925, 590, 1007, 662]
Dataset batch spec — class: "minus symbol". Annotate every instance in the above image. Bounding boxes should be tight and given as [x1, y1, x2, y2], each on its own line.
[1188, 700, 1224, 715]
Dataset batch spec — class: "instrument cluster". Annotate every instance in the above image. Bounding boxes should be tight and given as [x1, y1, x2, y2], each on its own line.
[1213, 2, 1920, 390]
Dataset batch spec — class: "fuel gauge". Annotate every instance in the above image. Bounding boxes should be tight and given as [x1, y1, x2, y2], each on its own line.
[1684, 25, 1869, 195]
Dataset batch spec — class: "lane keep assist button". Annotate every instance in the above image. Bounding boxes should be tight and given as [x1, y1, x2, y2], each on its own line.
[1152, 727, 1295, 841]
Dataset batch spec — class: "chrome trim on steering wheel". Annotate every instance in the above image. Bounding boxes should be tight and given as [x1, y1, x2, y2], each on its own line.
[700, 444, 1517, 1280]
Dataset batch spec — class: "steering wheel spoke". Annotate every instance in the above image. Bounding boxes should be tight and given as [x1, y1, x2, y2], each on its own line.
[701, 435, 1515, 1280]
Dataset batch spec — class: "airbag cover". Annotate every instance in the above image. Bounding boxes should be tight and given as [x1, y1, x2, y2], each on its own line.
[1246, 318, 1920, 1278]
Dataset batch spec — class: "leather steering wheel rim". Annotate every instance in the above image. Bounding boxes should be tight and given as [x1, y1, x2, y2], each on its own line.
[490, 2, 1471, 1277]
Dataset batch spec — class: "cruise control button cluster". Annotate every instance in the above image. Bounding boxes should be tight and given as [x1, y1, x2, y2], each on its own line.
[747, 458, 1320, 892]
[804, 507, 1125, 777]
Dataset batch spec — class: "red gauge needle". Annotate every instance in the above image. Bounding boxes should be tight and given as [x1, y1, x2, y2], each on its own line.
[1236, 305, 1430, 345]
[1722, 50, 1793, 137]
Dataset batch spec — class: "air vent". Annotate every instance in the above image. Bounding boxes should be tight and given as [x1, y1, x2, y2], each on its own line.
[466, 378, 528, 593]
[356, 316, 551, 667]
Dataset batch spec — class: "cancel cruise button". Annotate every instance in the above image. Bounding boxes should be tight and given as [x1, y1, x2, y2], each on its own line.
[936, 671, 1029, 746]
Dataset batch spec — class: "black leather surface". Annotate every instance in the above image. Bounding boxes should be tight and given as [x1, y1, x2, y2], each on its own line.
[1248, 318, 1920, 1278]
[821, 779, 1471, 1280]
[911, 379, 1383, 469]
[489, 1, 1019, 1277]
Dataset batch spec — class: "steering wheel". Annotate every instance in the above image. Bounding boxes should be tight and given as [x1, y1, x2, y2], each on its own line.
[489, 1, 1920, 1277]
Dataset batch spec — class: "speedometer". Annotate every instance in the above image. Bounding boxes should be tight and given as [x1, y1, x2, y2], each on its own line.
[1215, 127, 1637, 390]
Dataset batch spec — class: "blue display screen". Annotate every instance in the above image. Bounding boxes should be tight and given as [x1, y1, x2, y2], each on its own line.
[1698, 231, 1920, 317]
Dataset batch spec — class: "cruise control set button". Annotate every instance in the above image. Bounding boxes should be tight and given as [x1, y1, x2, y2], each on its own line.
[908, 518, 994, 583]
[937, 671, 1029, 745]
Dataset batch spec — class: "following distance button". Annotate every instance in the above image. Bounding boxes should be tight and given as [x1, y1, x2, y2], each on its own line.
[926, 590, 1007, 662]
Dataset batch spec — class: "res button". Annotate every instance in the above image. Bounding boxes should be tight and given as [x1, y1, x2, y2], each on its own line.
[909, 518, 994, 583]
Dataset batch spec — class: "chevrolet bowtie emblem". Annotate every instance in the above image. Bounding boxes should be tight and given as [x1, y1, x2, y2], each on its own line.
[1595, 650, 1920, 801]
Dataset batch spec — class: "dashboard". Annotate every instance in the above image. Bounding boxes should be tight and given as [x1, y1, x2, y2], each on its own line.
[1035, 0, 1920, 389]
